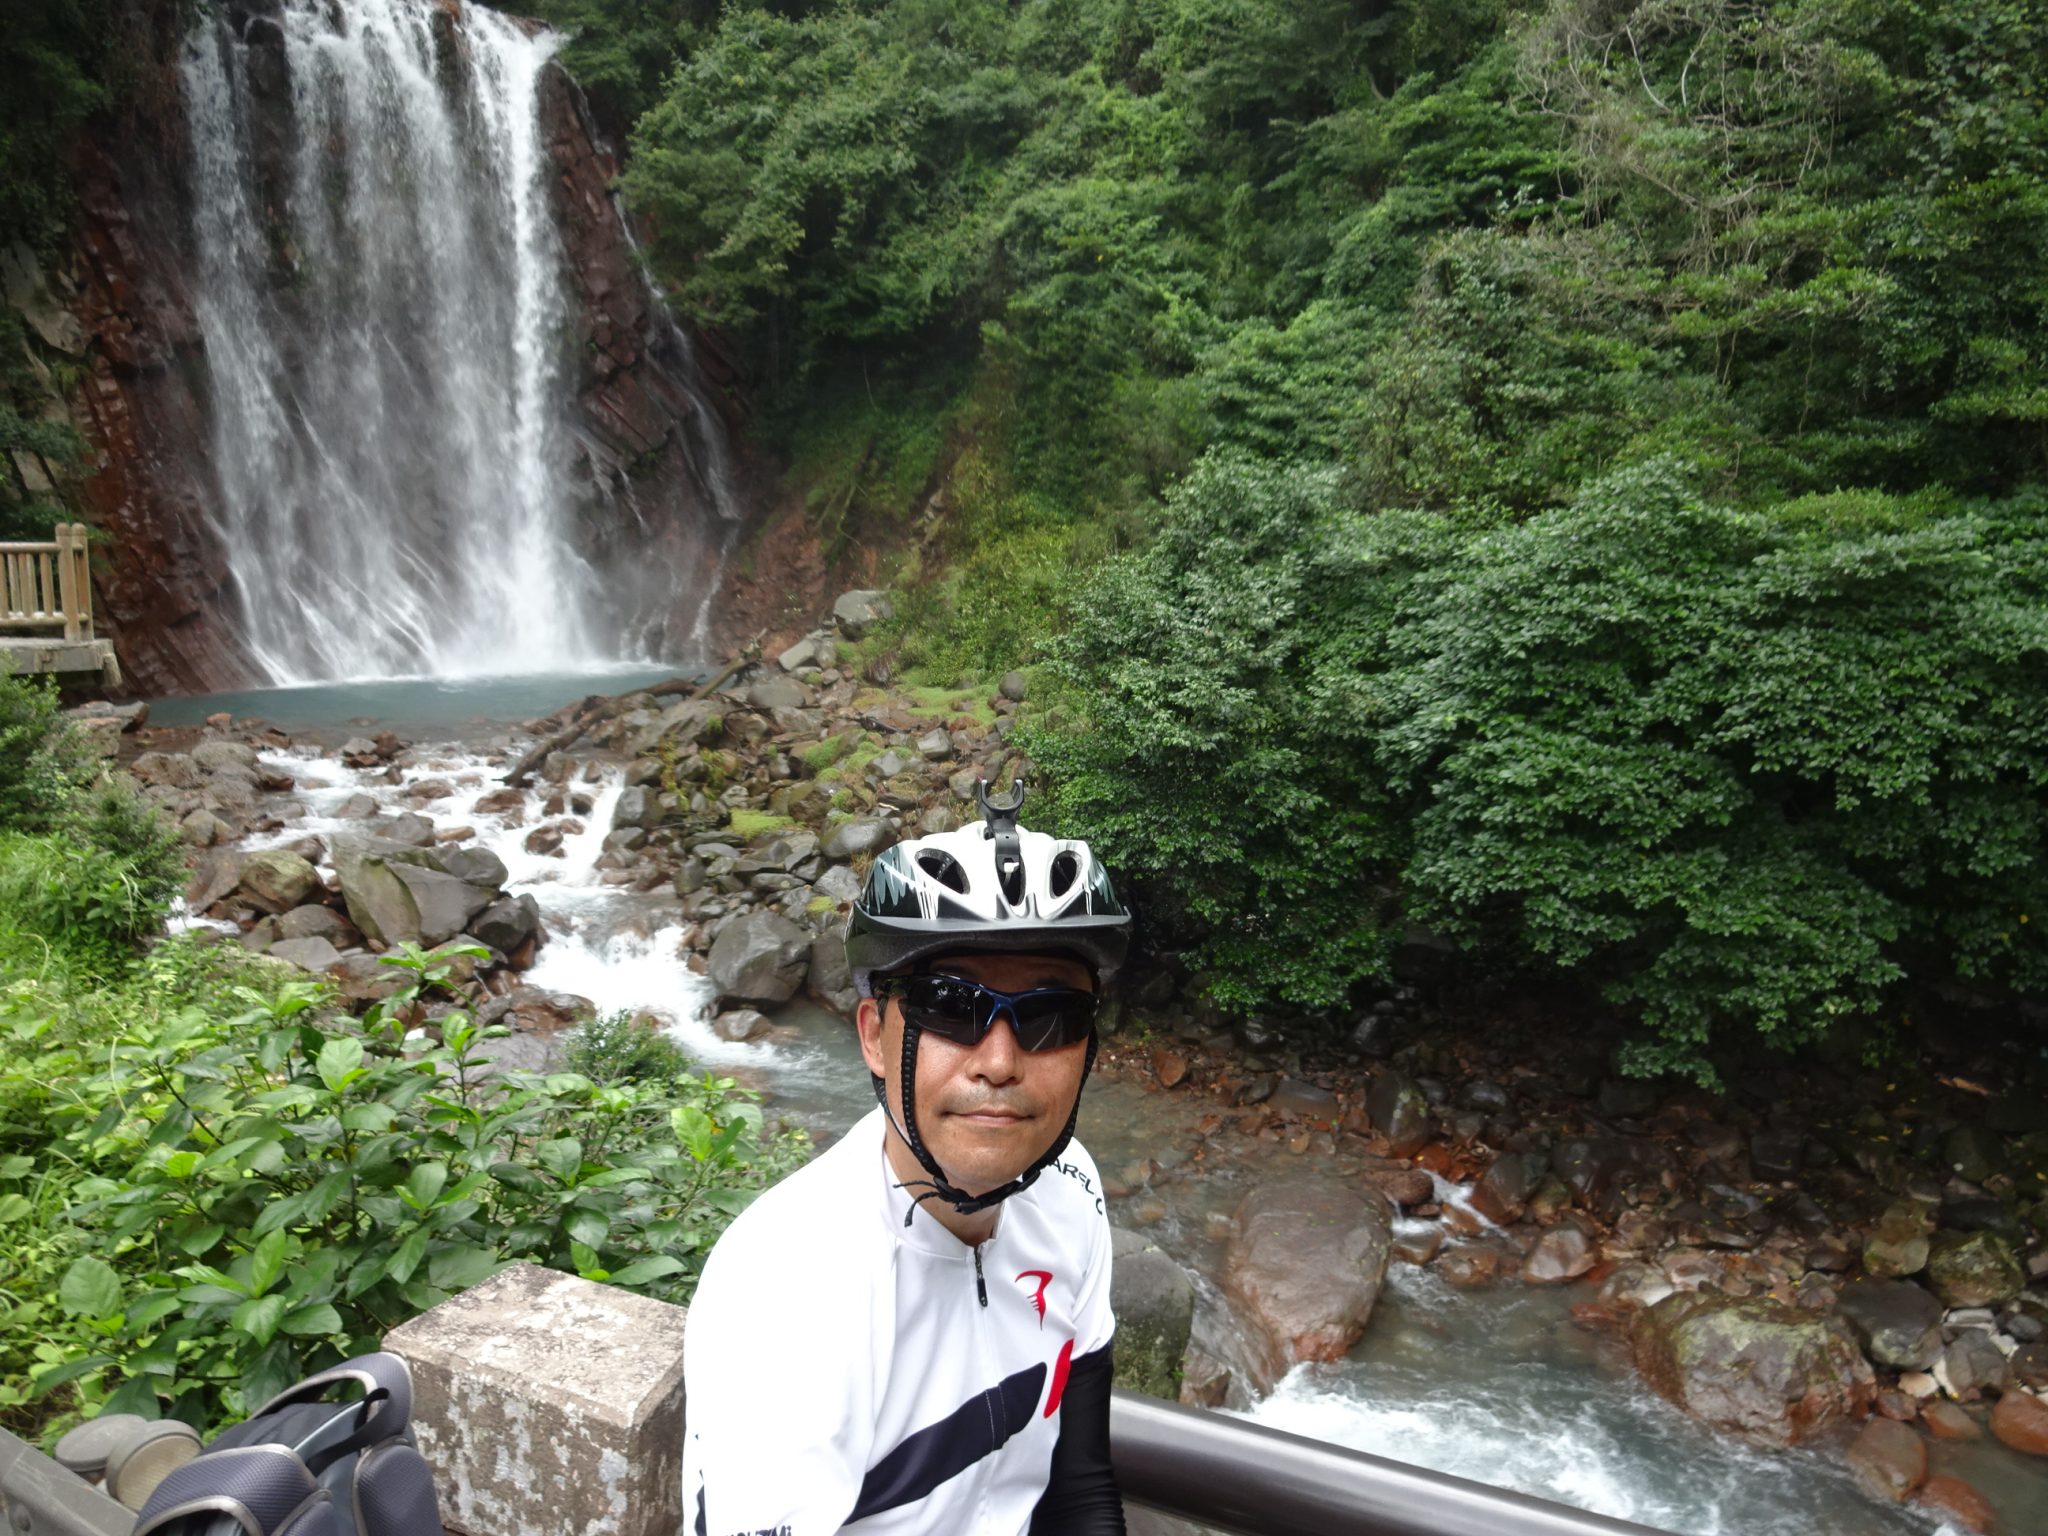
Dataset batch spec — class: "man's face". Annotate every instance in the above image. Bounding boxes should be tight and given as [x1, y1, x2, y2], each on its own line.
[856, 950, 1095, 1197]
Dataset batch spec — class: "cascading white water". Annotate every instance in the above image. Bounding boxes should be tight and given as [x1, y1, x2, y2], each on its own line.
[181, 0, 613, 683]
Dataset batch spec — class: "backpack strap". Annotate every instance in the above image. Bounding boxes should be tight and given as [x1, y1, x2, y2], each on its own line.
[245, 1355, 414, 1476]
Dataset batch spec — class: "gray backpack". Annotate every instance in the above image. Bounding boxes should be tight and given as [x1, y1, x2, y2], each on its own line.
[132, 1354, 441, 1536]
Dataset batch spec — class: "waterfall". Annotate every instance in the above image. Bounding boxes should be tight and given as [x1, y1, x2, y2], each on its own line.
[181, 0, 701, 685]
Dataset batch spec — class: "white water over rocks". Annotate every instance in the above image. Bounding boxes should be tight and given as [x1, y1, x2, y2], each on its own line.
[182, 0, 606, 683]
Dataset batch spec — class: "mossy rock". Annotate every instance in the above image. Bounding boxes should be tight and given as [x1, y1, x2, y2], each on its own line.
[1926, 1230, 2024, 1308]
[1630, 1293, 1874, 1448]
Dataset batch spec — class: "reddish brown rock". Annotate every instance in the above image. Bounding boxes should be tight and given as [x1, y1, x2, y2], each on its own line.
[1359, 1165, 1435, 1208]
[1989, 1389, 2048, 1456]
[1916, 1475, 1997, 1533]
[1470, 1151, 1538, 1225]
[1845, 1417, 1926, 1501]
[1222, 1174, 1394, 1391]
[1150, 1046, 1189, 1088]
[1921, 1400, 1981, 1440]
[1438, 1245, 1503, 1289]
[1522, 1227, 1597, 1285]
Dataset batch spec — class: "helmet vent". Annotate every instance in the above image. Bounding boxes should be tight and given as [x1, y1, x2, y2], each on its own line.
[997, 855, 1025, 906]
[916, 849, 971, 894]
[1049, 851, 1079, 898]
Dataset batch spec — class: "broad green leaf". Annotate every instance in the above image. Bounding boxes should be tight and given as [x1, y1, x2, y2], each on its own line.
[387, 1224, 432, 1286]
[29, 1355, 114, 1398]
[342, 1102, 396, 1134]
[426, 1244, 500, 1291]
[316, 1038, 366, 1094]
[279, 1302, 342, 1337]
[609, 1255, 685, 1285]
[564, 1208, 610, 1249]
[231, 1293, 288, 1347]
[161, 1150, 202, 1179]
[58, 1257, 124, 1319]
[536, 1138, 582, 1183]
[489, 1163, 546, 1194]
[404, 1161, 449, 1211]
[250, 1229, 289, 1295]
[0, 1193, 31, 1222]
[178, 1222, 226, 1257]
[670, 1106, 713, 1160]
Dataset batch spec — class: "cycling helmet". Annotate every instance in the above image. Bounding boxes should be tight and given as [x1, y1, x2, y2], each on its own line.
[847, 780, 1132, 1222]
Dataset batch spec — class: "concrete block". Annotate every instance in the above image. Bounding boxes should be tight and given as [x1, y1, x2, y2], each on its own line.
[384, 1264, 687, 1536]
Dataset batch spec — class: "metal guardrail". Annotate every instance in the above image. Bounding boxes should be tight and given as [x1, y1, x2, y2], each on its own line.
[1112, 1391, 1676, 1536]
[6, 1395, 1678, 1536]
[0, 1428, 128, 1536]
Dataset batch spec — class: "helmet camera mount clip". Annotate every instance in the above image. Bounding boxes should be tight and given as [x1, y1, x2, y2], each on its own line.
[977, 777, 1026, 906]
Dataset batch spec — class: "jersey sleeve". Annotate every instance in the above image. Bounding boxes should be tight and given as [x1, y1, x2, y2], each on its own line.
[1066, 1140, 1116, 1357]
[681, 1209, 879, 1536]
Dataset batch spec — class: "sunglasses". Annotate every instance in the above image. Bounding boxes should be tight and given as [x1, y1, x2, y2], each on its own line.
[876, 974, 1099, 1051]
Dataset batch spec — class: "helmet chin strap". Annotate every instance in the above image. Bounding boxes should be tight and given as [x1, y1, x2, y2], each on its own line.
[871, 1019, 1098, 1228]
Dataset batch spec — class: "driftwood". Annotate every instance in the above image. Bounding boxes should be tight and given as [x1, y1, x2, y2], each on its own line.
[500, 634, 764, 788]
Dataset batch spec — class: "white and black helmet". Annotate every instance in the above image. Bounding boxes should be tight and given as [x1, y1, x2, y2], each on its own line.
[848, 781, 1131, 1222]
[846, 780, 1131, 996]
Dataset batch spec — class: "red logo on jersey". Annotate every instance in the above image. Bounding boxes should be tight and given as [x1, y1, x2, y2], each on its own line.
[1016, 1269, 1053, 1324]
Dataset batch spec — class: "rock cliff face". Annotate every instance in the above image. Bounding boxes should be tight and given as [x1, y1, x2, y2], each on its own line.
[42, 1, 756, 697]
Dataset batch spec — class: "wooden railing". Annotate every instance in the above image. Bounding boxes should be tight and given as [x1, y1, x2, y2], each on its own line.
[0, 523, 94, 642]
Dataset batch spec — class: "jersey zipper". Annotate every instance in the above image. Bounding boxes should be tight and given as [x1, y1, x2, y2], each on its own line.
[973, 1242, 988, 1307]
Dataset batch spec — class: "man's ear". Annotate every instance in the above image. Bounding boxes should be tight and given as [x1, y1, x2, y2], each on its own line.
[856, 996, 887, 1077]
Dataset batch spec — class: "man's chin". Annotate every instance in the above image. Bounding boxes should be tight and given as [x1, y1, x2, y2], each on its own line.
[930, 1117, 1052, 1193]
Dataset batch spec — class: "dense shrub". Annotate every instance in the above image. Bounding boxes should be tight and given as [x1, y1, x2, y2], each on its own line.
[1, 945, 806, 1437]
[1036, 456, 2048, 1077]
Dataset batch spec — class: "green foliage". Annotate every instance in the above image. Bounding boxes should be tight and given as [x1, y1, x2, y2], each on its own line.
[567, 1009, 694, 1086]
[0, 669, 94, 833]
[1038, 457, 2048, 1078]
[0, 670, 182, 971]
[0, 0, 116, 250]
[513, 0, 712, 139]
[0, 943, 805, 1438]
[596, 0, 2048, 1066]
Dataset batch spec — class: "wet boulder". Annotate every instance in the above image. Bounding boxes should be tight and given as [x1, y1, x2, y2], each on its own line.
[1991, 1389, 2048, 1455]
[1222, 1173, 1394, 1391]
[1111, 1229, 1195, 1401]
[1927, 1231, 2024, 1308]
[471, 894, 541, 957]
[1470, 1150, 1539, 1225]
[1522, 1227, 1598, 1285]
[235, 849, 321, 914]
[332, 838, 502, 948]
[821, 817, 897, 861]
[1837, 1279, 1944, 1369]
[1863, 1204, 1933, 1279]
[267, 936, 343, 974]
[1365, 1070, 1430, 1156]
[808, 932, 857, 1015]
[1845, 1417, 1926, 1502]
[832, 588, 893, 641]
[1630, 1293, 1875, 1448]
[708, 910, 811, 1005]
[474, 987, 593, 1036]
[276, 903, 362, 949]
[712, 1008, 772, 1043]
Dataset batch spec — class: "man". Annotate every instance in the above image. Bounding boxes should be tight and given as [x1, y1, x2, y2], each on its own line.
[681, 782, 1131, 1535]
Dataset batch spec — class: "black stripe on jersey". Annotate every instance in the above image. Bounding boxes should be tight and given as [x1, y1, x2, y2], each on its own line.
[846, 1361, 1048, 1524]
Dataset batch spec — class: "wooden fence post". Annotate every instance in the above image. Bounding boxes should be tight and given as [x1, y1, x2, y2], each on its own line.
[54, 523, 85, 641]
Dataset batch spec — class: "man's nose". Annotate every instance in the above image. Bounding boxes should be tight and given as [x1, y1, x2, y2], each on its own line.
[968, 1009, 1024, 1084]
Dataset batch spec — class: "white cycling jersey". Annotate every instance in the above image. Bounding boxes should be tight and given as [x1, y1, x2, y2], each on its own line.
[682, 1107, 1115, 1536]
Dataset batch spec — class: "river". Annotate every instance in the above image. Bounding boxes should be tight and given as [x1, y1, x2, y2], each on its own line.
[152, 675, 2048, 1536]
